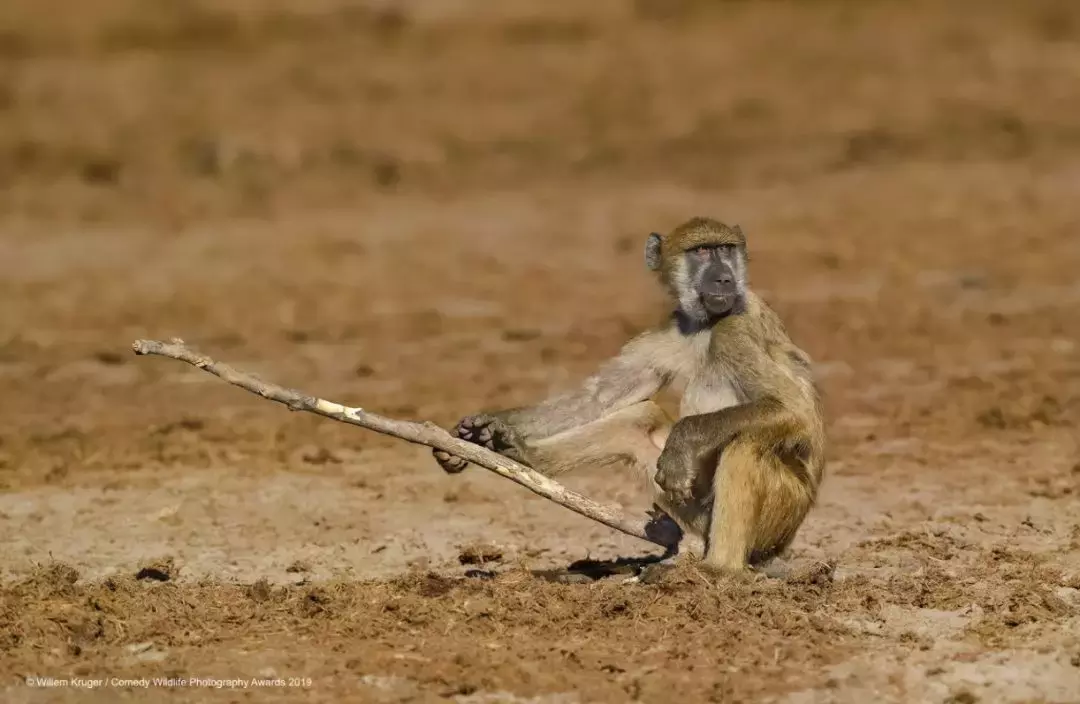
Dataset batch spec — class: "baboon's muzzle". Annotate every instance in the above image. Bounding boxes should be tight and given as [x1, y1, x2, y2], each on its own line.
[699, 261, 737, 314]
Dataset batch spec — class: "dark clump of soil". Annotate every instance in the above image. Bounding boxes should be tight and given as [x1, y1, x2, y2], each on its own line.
[135, 557, 177, 582]
[456, 542, 505, 566]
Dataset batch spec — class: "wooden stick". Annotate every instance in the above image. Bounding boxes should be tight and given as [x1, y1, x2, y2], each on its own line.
[131, 338, 679, 551]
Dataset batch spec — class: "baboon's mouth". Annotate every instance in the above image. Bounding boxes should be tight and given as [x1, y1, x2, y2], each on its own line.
[701, 292, 735, 314]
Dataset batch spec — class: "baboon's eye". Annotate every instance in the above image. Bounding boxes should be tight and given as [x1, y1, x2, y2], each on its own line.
[691, 246, 712, 259]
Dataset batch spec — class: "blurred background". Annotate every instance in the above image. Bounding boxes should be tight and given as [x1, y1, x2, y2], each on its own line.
[5, 0, 1080, 222]
[2, 1, 1079, 699]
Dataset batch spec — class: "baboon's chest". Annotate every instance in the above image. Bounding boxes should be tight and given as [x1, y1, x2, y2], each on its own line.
[678, 373, 743, 418]
[668, 330, 746, 417]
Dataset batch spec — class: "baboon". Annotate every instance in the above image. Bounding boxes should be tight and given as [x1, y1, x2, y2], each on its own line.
[433, 217, 825, 572]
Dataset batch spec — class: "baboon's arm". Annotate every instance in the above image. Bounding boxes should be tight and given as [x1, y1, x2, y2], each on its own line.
[654, 398, 783, 494]
[497, 329, 678, 442]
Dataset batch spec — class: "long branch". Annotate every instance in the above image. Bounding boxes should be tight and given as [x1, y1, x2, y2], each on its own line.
[131, 338, 677, 551]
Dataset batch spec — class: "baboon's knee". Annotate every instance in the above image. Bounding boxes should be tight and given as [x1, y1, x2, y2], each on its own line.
[751, 476, 812, 561]
[703, 442, 814, 570]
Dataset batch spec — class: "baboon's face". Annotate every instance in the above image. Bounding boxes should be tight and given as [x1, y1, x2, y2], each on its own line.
[681, 243, 745, 318]
[646, 227, 748, 322]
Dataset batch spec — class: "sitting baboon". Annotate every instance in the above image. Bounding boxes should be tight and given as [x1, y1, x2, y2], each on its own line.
[434, 217, 825, 572]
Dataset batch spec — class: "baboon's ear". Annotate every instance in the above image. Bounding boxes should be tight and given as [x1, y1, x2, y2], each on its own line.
[645, 233, 663, 271]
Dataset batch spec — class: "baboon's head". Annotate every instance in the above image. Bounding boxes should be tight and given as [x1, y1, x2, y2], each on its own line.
[645, 217, 748, 322]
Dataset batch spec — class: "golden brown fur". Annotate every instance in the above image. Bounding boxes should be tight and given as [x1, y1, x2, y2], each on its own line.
[434, 217, 826, 572]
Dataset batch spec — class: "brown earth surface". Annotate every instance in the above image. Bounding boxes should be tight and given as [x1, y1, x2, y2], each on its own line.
[2, 1, 1080, 702]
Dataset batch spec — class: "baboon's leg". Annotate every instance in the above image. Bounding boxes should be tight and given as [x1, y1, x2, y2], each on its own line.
[703, 438, 812, 570]
[525, 401, 671, 479]
[527, 402, 706, 544]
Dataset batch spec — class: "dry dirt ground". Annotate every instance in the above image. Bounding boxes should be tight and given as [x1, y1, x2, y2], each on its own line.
[2, 1, 1080, 702]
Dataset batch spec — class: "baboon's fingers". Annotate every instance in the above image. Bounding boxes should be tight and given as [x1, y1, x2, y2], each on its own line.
[655, 469, 695, 506]
[455, 416, 488, 441]
[432, 448, 468, 474]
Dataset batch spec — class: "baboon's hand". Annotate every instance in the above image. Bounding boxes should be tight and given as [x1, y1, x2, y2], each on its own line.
[432, 414, 528, 474]
[644, 505, 683, 549]
[655, 446, 695, 504]
[433, 448, 469, 474]
[454, 414, 528, 464]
